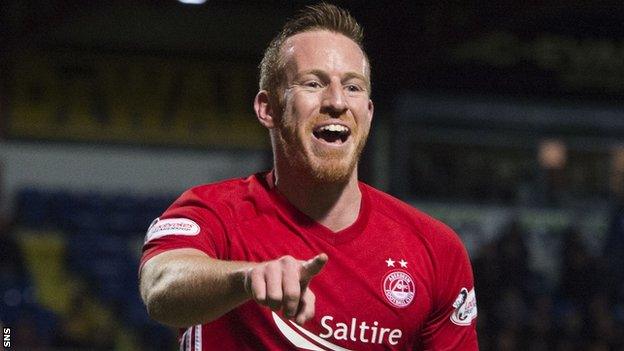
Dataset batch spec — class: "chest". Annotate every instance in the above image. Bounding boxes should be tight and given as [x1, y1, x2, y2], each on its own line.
[227, 215, 437, 349]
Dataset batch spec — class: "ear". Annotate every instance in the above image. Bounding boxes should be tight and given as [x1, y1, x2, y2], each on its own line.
[367, 99, 374, 121]
[254, 90, 277, 129]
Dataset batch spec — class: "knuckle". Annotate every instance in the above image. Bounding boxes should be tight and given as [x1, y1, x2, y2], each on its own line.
[283, 290, 299, 304]
[266, 298, 282, 310]
[266, 260, 279, 272]
[267, 290, 283, 304]
[279, 255, 297, 266]
[253, 293, 266, 304]
[251, 288, 266, 303]
[251, 267, 263, 280]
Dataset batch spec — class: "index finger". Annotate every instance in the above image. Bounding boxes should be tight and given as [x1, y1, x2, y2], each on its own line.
[301, 253, 328, 281]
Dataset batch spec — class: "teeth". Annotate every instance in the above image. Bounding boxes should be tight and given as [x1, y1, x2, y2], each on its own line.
[318, 124, 349, 133]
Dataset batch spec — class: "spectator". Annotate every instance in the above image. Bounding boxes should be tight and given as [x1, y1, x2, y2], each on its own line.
[558, 227, 601, 310]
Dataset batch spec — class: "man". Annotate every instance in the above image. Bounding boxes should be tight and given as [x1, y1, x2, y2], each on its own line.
[140, 3, 478, 350]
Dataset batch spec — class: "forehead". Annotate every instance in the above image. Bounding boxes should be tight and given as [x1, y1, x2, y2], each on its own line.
[281, 30, 368, 78]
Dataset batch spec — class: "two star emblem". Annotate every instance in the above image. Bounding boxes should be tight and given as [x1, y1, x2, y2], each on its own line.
[385, 258, 408, 268]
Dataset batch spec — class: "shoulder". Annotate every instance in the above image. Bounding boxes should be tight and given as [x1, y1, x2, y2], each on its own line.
[181, 175, 256, 202]
[167, 173, 268, 223]
[363, 183, 465, 252]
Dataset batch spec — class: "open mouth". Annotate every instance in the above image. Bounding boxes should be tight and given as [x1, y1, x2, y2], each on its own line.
[312, 124, 351, 145]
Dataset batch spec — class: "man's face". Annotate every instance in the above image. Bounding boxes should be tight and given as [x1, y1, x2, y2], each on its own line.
[272, 30, 373, 183]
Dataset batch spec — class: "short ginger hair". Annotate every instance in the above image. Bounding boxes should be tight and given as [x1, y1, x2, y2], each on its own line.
[258, 2, 370, 100]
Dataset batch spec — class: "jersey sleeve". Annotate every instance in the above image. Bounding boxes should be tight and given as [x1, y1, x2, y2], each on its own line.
[419, 222, 478, 350]
[140, 188, 229, 269]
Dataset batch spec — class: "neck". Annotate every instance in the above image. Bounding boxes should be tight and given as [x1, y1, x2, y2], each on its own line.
[273, 165, 362, 232]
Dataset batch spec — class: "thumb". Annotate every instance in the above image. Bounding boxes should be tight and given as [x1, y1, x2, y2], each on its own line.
[301, 253, 328, 281]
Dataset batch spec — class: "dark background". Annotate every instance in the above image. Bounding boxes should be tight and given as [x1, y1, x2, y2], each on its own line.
[2, 1, 624, 350]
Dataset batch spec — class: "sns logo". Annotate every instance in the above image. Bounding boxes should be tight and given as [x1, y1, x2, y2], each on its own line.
[3, 327, 10, 348]
[450, 287, 477, 326]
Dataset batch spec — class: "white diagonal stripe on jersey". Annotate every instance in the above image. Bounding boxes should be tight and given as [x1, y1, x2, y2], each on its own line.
[194, 325, 202, 351]
[290, 319, 353, 351]
[271, 312, 325, 350]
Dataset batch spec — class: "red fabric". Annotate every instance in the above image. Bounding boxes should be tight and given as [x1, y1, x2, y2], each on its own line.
[141, 172, 478, 350]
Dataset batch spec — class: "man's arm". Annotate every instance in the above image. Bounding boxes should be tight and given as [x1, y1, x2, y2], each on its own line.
[139, 248, 328, 328]
[420, 222, 478, 350]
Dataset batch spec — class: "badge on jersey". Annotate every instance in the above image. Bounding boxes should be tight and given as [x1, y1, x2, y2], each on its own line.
[144, 217, 200, 243]
[381, 258, 415, 308]
[450, 287, 477, 326]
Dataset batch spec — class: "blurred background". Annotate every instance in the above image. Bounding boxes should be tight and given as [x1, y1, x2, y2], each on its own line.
[1, 1, 624, 350]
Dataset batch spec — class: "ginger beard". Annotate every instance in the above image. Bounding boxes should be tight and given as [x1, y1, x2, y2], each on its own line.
[272, 109, 370, 184]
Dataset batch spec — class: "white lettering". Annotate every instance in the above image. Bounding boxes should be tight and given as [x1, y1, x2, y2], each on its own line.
[3, 327, 10, 347]
[359, 321, 369, 342]
[378, 328, 390, 344]
[388, 329, 402, 345]
[334, 323, 348, 340]
[370, 321, 378, 342]
[318, 315, 403, 346]
[319, 316, 333, 338]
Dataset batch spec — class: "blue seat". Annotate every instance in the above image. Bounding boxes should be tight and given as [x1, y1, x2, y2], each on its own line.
[47, 190, 77, 229]
[16, 188, 50, 228]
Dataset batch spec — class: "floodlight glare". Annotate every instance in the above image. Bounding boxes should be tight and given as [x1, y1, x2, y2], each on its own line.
[177, 0, 207, 4]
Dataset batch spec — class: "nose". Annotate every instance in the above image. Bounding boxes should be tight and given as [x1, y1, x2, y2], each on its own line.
[321, 81, 347, 117]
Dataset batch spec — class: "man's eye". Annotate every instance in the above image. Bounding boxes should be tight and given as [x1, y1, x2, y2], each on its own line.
[305, 81, 322, 88]
[345, 84, 363, 92]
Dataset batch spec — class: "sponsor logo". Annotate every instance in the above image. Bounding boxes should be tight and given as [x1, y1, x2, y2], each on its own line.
[272, 313, 404, 350]
[272, 312, 352, 351]
[382, 270, 415, 308]
[144, 218, 200, 243]
[319, 316, 402, 346]
[450, 287, 477, 326]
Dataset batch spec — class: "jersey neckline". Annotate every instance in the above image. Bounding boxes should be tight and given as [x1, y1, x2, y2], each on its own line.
[256, 170, 370, 246]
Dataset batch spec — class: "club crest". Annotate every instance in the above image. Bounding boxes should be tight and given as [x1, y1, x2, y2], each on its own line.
[382, 270, 415, 308]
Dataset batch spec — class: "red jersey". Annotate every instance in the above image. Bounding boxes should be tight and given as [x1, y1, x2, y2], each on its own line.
[141, 172, 478, 350]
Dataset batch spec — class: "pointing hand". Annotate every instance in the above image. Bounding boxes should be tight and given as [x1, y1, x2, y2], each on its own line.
[244, 254, 328, 325]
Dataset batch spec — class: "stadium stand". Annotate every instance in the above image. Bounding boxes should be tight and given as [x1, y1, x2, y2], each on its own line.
[2, 187, 178, 350]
